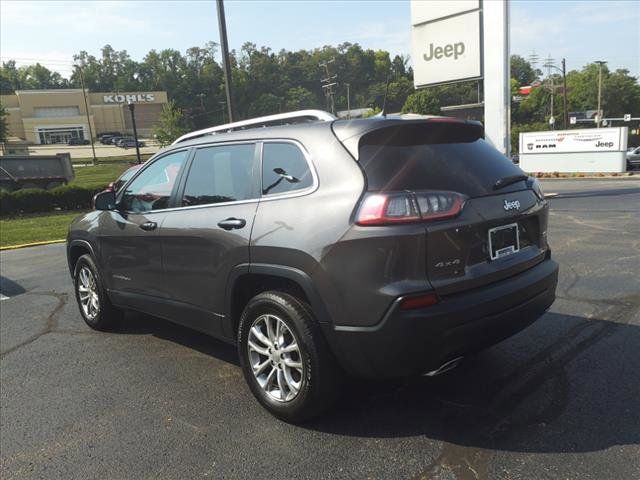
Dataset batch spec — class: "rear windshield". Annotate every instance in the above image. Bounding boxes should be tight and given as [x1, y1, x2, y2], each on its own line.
[359, 124, 524, 197]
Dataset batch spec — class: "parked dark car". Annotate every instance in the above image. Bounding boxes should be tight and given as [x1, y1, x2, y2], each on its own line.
[108, 136, 127, 145]
[120, 139, 145, 149]
[99, 132, 122, 144]
[68, 138, 90, 146]
[105, 164, 142, 193]
[67, 111, 558, 422]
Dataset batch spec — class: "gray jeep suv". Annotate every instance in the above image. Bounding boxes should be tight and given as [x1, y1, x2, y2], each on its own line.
[67, 111, 558, 422]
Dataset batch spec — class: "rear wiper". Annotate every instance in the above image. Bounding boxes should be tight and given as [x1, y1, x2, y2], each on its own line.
[493, 174, 529, 190]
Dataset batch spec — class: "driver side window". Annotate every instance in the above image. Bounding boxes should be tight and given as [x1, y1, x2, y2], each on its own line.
[119, 150, 188, 213]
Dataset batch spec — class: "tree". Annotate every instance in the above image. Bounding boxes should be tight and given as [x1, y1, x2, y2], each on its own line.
[0, 103, 8, 143]
[153, 100, 187, 146]
[510, 55, 538, 86]
[402, 89, 441, 115]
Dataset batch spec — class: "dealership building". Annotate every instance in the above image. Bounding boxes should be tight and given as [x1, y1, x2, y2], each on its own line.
[0, 89, 168, 144]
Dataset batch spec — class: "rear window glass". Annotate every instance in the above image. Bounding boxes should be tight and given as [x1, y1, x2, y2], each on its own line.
[262, 143, 313, 195]
[359, 124, 524, 197]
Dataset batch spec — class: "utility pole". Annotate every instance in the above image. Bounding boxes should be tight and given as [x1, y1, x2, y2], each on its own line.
[127, 102, 142, 164]
[561, 58, 568, 129]
[595, 60, 607, 128]
[345, 83, 351, 119]
[319, 58, 337, 115]
[76, 65, 97, 165]
[216, 0, 234, 123]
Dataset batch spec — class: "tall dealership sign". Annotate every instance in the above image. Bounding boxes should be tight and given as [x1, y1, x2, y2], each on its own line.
[410, 0, 511, 155]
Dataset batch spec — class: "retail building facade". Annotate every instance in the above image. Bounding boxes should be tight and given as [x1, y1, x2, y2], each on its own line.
[0, 89, 168, 144]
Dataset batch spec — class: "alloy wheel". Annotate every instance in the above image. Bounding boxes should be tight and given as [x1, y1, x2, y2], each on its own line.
[247, 314, 304, 402]
[77, 266, 100, 320]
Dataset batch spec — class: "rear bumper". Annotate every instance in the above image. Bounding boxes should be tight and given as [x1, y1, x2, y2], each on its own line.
[323, 258, 559, 378]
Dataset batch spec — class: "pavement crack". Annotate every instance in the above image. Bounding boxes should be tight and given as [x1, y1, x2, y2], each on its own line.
[0, 291, 68, 358]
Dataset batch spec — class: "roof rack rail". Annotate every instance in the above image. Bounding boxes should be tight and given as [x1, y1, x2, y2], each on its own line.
[172, 109, 336, 145]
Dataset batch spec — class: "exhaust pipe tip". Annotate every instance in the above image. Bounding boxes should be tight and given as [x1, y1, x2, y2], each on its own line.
[423, 356, 464, 377]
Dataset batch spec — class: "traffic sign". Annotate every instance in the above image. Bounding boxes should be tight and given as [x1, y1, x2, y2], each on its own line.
[570, 116, 577, 125]
[624, 113, 631, 122]
[549, 116, 555, 125]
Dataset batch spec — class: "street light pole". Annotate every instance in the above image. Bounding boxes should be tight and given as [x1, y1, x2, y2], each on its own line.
[595, 60, 606, 128]
[346, 83, 351, 119]
[127, 102, 142, 164]
[76, 65, 97, 165]
[216, 0, 234, 123]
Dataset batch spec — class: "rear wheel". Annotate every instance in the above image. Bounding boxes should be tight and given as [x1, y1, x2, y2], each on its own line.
[73, 254, 123, 330]
[238, 291, 340, 423]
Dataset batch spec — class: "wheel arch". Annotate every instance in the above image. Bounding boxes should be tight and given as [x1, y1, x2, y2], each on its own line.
[67, 239, 96, 276]
[224, 263, 333, 339]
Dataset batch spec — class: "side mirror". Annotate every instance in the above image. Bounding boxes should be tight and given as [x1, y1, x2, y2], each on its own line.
[93, 190, 117, 210]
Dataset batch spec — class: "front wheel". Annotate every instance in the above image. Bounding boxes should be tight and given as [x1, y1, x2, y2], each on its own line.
[238, 291, 340, 423]
[73, 254, 123, 330]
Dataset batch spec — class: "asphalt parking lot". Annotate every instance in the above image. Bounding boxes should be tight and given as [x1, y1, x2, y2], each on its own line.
[1, 178, 639, 480]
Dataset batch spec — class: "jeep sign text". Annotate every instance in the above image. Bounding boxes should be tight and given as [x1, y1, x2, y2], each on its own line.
[103, 93, 155, 104]
[423, 42, 465, 62]
[411, 10, 481, 88]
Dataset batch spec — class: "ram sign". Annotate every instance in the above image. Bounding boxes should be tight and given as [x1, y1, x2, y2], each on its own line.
[519, 127, 629, 173]
[520, 128, 626, 154]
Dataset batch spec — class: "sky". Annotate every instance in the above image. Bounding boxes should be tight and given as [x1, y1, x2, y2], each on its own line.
[1, 0, 638, 79]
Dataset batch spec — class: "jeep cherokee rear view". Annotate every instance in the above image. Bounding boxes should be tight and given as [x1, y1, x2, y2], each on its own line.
[67, 111, 558, 422]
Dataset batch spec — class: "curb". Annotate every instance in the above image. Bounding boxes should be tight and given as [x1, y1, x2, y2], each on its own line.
[0, 239, 66, 251]
[537, 175, 638, 181]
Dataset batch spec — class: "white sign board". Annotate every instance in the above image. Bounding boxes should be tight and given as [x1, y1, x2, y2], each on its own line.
[520, 128, 626, 154]
[411, 10, 481, 87]
[624, 113, 631, 121]
[411, 0, 479, 25]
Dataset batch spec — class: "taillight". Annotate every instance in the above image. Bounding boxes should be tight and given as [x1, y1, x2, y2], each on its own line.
[356, 191, 466, 226]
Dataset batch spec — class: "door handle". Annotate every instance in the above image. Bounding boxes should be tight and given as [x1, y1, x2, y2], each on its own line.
[217, 217, 246, 230]
[139, 221, 157, 231]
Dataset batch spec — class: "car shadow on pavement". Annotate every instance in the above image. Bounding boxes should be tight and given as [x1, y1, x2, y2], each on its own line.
[306, 311, 640, 454]
[114, 311, 240, 366]
[107, 307, 639, 455]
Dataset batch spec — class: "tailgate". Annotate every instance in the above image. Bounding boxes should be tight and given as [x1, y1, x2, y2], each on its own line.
[426, 189, 549, 295]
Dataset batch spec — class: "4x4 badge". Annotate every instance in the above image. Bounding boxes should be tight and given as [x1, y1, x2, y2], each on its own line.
[504, 199, 521, 211]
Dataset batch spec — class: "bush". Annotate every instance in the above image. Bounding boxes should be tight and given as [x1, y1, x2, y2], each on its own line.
[0, 184, 105, 216]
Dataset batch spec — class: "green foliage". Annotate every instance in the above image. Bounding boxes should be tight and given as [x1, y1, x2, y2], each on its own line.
[1, 60, 68, 94]
[0, 184, 104, 216]
[0, 103, 8, 142]
[153, 100, 188, 147]
[402, 89, 441, 115]
[0, 210, 87, 247]
[510, 55, 539, 86]
[70, 163, 130, 188]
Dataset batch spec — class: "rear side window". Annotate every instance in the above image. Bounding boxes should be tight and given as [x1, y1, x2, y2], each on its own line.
[262, 143, 313, 195]
[182, 143, 257, 206]
[359, 124, 524, 197]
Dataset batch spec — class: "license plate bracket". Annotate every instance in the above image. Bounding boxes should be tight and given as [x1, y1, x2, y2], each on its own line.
[488, 223, 520, 260]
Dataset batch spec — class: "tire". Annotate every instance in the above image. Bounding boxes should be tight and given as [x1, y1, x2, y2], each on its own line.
[238, 291, 341, 423]
[73, 254, 123, 331]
